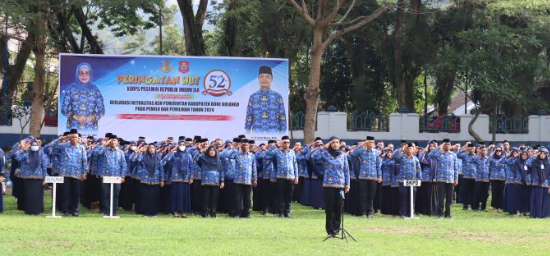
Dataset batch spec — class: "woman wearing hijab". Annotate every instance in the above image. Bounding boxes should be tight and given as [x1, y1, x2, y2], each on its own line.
[311, 136, 350, 238]
[489, 146, 506, 213]
[14, 138, 49, 215]
[380, 148, 395, 215]
[131, 143, 165, 217]
[120, 141, 138, 211]
[196, 145, 224, 218]
[526, 148, 550, 218]
[504, 148, 527, 215]
[162, 141, 194, 218]
[417, 142, 438, 216]
[61, 62, 105, 133]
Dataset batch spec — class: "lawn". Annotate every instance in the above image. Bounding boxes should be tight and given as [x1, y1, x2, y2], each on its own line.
[0, 191, 549, 256]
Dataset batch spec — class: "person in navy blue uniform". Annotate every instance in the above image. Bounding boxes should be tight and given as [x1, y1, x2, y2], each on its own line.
[197, 145, 224, 218]
[244, 66, 287, 134]
[526, 148, 550, 218]
[14, 138, 49, 215]
[394, 143, 422, 218]
[0, 147, 5, 213]
[92, 135, 128, 216]
[162, 139, 194, 218]
[489, 146, 506, 213]
[428, 138, 459, 218]
[418, 141, 438, 216]
[226, 139, 257, 218]
[472, 145, 490, 211]
[350, 136, 381, 218]
[265, 135, 298, 218]
[307, 138, 326, 209]
[61, 62, 105, 134]
[458, 143, 477, 210]
[311, 136, 350, 238]
[503, 148, 527, 216]
[130, 143, 165, 217]
[52, 129, 88, 216]
[380, 148, 395, 215]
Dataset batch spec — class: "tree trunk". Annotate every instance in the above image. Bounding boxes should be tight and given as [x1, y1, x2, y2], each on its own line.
[177, 0, 207, 56]
[468, 107, 484, 143]
[303, 31, 324, 143]
[223, 0, 238, 56]
[2, 34, 34, 108]
[394, 0, 409, 110]
[434, 74, 455, 114]
[29, 4, 46, 138]
[72, 6, 103, 54]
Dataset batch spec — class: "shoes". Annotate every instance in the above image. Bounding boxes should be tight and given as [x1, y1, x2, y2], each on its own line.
[72, 212, 79, 217]
[445, 215, 453, 219]
[62, 213, 70, 217]
[279, 214, 285, 218]
[284, 214, 292, 218]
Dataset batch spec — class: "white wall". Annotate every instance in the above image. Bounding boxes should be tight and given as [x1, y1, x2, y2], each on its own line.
[1, 111, 548, 143]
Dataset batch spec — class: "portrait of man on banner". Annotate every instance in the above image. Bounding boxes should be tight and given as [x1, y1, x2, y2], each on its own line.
[61, 62, 105, 134]
[244, 65, 287, 134]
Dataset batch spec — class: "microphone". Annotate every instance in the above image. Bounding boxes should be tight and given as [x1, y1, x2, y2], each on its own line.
[340, 190, 345, 199]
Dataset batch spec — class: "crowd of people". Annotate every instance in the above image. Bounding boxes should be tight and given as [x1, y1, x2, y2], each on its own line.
[1, 130, 550, 238]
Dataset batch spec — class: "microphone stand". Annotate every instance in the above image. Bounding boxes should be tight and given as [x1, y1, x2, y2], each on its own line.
[323, 189, 357, 242]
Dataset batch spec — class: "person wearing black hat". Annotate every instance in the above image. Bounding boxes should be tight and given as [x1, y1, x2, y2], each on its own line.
[254, 139, 278, 215]
[428, 139, 460, 218]
[244, 65, 287, 134]
[264, 135, 298, 218]
[393, 143, 422, 218]
[457, 143, 477, 210]
[225, 138, 257, 218]
[350, 136, 381, 218]
[93, 134, 128, 216]
[51, 129, 88, 216]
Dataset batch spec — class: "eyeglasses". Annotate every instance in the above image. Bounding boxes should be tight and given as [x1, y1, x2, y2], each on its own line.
[283, 142, 290, 144]
[78, 71, 91, 76]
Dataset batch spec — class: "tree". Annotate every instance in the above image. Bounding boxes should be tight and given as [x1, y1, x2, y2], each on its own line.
[288, 0, 393, 143]
[177, 0, 208, 56]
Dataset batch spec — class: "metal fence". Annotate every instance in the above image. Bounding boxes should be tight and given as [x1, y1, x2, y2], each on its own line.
[419, 114, 460, 133]
[290, 111, 305, 130]
[347, 112, 390, 132]
[489, 115, 529, 134]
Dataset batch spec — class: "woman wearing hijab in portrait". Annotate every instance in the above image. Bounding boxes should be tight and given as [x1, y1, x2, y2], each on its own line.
[130, 143, 165, 217]
[14, 138, 49, 215]
[61, 62, 105, 134]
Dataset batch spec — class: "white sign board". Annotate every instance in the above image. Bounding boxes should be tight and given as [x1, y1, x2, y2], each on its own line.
[103, 176, 122, 184]
[404, 180, 421, 187]
[45, 176, 65, 184]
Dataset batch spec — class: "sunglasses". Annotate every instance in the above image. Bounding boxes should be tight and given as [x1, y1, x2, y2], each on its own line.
[283, 141, 290, 144]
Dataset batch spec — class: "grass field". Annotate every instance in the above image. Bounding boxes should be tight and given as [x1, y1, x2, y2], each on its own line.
[1, 191, 549, 256]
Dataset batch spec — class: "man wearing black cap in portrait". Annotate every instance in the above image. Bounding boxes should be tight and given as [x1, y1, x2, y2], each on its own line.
[244, 65, 287, 134]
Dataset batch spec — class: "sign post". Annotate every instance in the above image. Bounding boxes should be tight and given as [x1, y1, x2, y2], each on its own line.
[403, 180, 421, 219]
[103, 176, 122, 218]
[45, 176, 64, 218]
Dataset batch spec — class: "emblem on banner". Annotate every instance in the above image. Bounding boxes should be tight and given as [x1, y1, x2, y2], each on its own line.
[179, 61, 189, 73]
[160, 61, 173, 73]
[203, 70, 232, 97]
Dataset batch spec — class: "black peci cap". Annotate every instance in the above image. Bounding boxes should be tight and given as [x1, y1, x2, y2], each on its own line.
[258, 66, 272, 76]
[366, 136, 375, 141]
[281, 135, 290, 140]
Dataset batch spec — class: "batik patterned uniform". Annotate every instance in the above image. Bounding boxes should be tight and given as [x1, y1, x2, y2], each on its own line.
[245, 90, 286, 133]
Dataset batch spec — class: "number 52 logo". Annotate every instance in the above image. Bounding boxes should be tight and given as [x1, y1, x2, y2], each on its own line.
[203, 70, 232, 97]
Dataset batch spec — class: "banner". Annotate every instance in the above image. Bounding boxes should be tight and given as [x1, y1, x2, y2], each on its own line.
[58, 54, 289, 143]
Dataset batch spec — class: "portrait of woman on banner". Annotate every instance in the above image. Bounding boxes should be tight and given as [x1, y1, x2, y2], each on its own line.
[61, 62, 105, 134]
